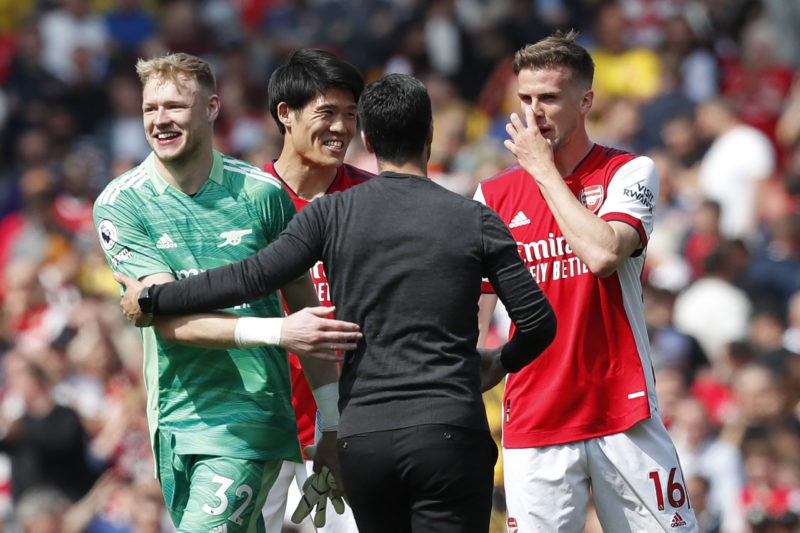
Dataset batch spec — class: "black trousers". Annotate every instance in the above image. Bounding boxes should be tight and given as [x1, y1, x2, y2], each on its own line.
[338, 424, 498, 533]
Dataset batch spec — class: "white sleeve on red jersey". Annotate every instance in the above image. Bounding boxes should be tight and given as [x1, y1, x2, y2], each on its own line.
[473, 184, 486, 205]
[598, 155, 659, 248]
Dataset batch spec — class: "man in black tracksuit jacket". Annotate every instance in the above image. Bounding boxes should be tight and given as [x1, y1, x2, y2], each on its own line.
[119, 73, 556, 533]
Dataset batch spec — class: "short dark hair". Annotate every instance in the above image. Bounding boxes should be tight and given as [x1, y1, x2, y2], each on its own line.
[513, 30, 594, 90]
[358, 74, 432, 165]
[268, 48, 364, 134]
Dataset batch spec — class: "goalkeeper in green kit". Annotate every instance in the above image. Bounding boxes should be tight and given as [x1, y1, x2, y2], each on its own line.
[93, 52, 360, 532]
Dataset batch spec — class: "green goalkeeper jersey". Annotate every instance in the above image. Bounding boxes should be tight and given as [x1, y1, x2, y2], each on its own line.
[93, 150, 301, 462]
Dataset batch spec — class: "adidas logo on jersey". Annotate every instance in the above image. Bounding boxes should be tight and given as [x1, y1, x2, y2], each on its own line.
[509, 211, 531, 228]
[208, 525, 228, 533]
[671, 512, 687, 527]
[156, 233, 178, 249]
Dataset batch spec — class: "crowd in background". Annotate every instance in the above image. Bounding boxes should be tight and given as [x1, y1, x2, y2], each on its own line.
[0, 0, 798, 531]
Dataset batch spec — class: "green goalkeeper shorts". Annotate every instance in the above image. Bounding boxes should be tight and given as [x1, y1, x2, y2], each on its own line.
[156, 429, 283, 532]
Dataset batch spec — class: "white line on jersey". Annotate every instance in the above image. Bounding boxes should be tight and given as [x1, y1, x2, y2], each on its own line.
[222, 157, 281, 189]
[97, 166, 149, 206]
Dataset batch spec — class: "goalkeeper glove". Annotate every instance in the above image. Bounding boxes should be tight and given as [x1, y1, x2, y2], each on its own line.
[291, 466, 334, 527]
[291, 444, 347, 527]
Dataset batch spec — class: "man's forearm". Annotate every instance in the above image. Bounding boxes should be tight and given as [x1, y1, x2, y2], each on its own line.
[154, 313, 282, 349]
[152, 232, 316, 315]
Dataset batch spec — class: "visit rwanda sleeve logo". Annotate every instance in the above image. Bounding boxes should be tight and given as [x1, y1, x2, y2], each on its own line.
[579, 185, 604, 213]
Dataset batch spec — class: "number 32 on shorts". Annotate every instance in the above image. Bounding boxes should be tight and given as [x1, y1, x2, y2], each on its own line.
[203, 474, 254, 525]
[648, 468, 689, 511]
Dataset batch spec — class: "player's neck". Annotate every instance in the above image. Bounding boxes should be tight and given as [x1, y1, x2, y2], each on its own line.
[378, 159, 427, 178]
[273, 155, 338, 202]
[155, 149, 214, 195]
[554, 132, 594, 177]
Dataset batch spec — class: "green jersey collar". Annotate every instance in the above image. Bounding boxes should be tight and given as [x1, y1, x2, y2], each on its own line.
[146, 150, 225, 195]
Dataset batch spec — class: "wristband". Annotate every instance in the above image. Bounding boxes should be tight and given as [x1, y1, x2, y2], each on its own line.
[311, 382, 340, 432]
[233, 317, 283, 347]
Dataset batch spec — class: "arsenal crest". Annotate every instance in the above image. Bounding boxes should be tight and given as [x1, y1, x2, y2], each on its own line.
[579, 185, 604, 213]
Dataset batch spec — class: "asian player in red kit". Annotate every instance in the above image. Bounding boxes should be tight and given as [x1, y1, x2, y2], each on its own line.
[475, 31, 699, 532]
[260, 48, 369, 533]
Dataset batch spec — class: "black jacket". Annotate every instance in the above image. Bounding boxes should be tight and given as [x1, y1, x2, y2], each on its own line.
[152, 172, 555, 437]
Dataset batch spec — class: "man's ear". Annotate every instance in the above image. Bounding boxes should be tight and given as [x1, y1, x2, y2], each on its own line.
[277, 102, 292, 130]
[361, 130, 374, 154]
[580, 90, 594, 116]
[208, 94, 221, 122]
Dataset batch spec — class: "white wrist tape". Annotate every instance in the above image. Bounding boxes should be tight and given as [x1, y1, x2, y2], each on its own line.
[312, 382, 340, 432]
[234, 317, 283, 347]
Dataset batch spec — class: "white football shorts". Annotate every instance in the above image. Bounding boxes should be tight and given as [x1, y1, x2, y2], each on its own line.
[503, 415, 699, 532]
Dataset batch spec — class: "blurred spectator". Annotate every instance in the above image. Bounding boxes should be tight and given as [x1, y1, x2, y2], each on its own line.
[775, 75, 800, 153]
[636, 63, 695, 154]
[616, 0, 685, 48]
[587, 1, 662, 118]
[13, 485, 70, 533]
[695, 97, 776, 242]
[654, 366, 689, 430]
[158, 0, 212, 58]
[681, 198, 723, 282]
[502, 0, 549, 51]
[260, 0, 320, 61]
[645, 150, 695, 290]
[743, 213, 800, 321]
[669, 397, 746, 533]
[747, 308, 800, 412]
[0, 166, 74, 309]
[719, 18, 793, 154]
[0, 257, 73, 356]
[1, 17, 66, 163]
[0, 125, 58, 218]
[384, 16, 431, 76]
[730, 364, 800, 460]
[38, 0, 109, 85]
[686, 475, 722, 533]
[0, 354, 100, 503]
[673, 240, 753, 364]
[423, 0, 465, 80]
[760, 0, 800, 66]
[214, 49, 268, 158]
[690, 340, 754, 430]
[94, 71, 152, 167]
[660, 112, 707, 169]
[784, 291, 800, 355]
[103, 0, 158, 62]
[644, 285, 709, 381]
[62, 471, 173, 533]
[659, 13, 719, 104]
[590, 96, 641, 152]
[740, 437, 800, 533]
[51, 145, 104, 240]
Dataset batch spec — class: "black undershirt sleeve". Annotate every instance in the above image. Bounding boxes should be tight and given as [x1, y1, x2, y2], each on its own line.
[151, 203, 325, 315]
[481, 207, 557, 373]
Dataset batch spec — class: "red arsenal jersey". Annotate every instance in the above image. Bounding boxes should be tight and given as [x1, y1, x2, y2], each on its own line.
[265, 161, 373, 451]
[475, 145, 659, 447]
